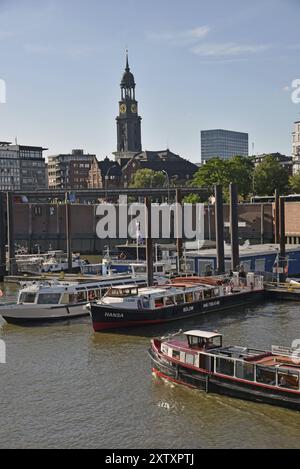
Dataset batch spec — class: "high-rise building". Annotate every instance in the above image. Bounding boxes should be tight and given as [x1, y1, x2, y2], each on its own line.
[0, 141, 47, 191]
[201, 129, 249, 163]
[48, 149, 95, 190]
[292, 121, 300, 174]
[113, 52, 142, 167]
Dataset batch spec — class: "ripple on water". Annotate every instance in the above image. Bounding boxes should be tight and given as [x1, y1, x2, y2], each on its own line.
[0, 283, 300, 448]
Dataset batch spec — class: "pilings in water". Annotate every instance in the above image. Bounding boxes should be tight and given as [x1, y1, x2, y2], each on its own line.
[65, 193, 73, 274]
[230, 183, 240, 271]
[261, 204, 265, 244]
[0, 193, 6, 280]
[214, 185, 225, 274]
[7, 192, 17, 276]
[176, 189, 183, 272]
[274, 189, 280, 244]
[279, 197, 286, 259]
[279, 196, 286, 281]
[145, 196, 154, 287]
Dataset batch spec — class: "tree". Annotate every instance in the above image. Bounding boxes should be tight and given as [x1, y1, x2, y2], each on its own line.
[227, 155, 254, 199]
[130, 169, 166, 188]
[289, 171, 300, 193]
[192, 157, 229, 189]
[253, 155, 290, 196]
[182, 193, 202, 204]
[191, 156, 254, 201]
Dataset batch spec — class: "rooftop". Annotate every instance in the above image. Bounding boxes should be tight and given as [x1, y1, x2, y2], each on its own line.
[184, 330, 222, 339]
[186, 243, 300, 258]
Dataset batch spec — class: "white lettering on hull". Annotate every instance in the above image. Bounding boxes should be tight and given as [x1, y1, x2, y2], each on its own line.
[104, 312, 124, 319]
[203, 300, 220, 308]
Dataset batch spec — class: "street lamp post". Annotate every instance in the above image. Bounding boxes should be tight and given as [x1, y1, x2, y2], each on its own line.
[161, 170, 170, 204]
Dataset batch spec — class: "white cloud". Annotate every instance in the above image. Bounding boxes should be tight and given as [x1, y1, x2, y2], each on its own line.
[147, 26, 211, 45]
[190, 42, 272, 57]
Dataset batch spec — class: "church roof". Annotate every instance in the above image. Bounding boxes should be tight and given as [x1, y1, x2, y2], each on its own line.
[98, 157, 122, 177]
[124, 149, 198, 179]
[120, 52, 135, 88]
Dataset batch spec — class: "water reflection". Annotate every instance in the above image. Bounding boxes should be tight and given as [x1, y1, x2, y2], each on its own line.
[0, 282, 299, 448]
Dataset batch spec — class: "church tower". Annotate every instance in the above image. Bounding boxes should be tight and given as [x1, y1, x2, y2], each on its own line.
[114, 52, 142, 166]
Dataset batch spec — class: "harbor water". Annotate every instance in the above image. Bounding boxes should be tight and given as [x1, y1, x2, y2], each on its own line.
[0, 283, 300, 449]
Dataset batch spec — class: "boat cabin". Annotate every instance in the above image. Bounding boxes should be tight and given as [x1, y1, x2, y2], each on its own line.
[158, 330, 300, 392]
[184, 330, 223, 350]
[17, 277, 149, 307]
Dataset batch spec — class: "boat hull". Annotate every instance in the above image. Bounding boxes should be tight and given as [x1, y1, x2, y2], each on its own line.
[0, 303, 89, 326]
[91, 289, 264, 332]
[149, 349, 300, 411]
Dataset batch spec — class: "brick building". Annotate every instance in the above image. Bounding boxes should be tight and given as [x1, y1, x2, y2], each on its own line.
[48, 149, 95, 190]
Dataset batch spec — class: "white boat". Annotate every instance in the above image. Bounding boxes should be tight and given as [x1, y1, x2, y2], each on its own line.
[81, 259, 175, 279]
[0, 275, 154, 326]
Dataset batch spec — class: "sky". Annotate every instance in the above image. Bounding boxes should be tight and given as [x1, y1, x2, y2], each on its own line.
[0, 0, 299, 162]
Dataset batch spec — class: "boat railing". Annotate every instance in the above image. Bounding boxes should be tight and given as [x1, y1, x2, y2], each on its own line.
[165, 345, 300, 392]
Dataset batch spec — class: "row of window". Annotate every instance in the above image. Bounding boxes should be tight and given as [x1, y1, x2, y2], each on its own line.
[170, 348, 300, 391]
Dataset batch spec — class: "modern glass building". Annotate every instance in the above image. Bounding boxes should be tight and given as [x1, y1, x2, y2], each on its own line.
[201, 129, 249, 163]
[0, 142, 47, 191]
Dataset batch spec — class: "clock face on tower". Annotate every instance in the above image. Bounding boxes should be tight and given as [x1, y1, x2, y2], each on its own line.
[131, 103, 137, 114]
[120, 103, 127, 114]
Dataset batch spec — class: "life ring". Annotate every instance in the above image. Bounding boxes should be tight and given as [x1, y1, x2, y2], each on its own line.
[119, 252, 126, 260]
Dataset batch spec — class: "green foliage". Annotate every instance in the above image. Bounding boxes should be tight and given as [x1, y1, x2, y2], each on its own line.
[253, 155, 290, 196]
[183, 193, 202, 204]
[289, 172, 300, 194]
[130, 169, 166, 189]
[191, 156, 254, 200]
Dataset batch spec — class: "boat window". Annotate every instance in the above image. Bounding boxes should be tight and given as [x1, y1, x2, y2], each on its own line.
[61, 293, 76, 304]
[37, 293, 61, 305]
[76, 291, 87, 303]
[199, 353, 214, 372]
[185, 354, 195, 366]
[94, 289, 101, 300]
[155, 298, 164, 308]
[172, 349, 180, 360]
[175, 294, 184, 304]
[235, 361, 255, 381]
[185, 292, 194, 303]
[256, 366, 276, 386]
[204, 289, 212, 299]
[165, 296, 175, 306]
[109, 287, 138, 297]
[88, 289, 97, 301]
[189, 336, 199, 346]
[134, 266, 146, 273]
[142, 296, 150, 309]
[156, 265, 164, 273]
[194, 290, 203, 301]
[19, 292, 36, 304]
[216, 357, 235, 376]
[278, 370, 299, 390]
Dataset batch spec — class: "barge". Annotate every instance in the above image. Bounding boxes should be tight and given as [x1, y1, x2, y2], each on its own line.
[89, 273, 264, 332]
[149, 329, 300, 411]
